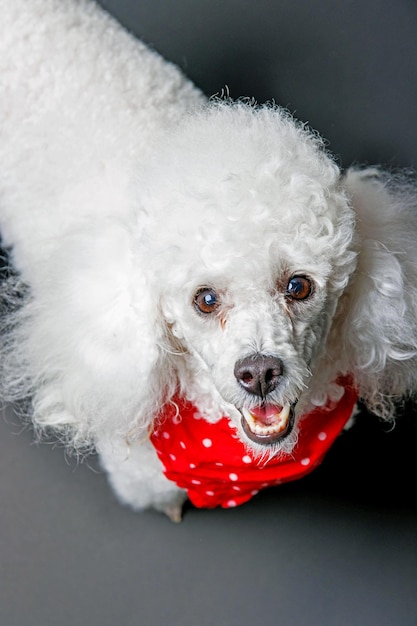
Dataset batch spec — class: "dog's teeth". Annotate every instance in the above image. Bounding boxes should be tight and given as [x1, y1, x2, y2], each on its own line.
[241, 403, 291, 435]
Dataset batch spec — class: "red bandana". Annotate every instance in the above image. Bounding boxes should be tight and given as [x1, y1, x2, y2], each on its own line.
[151, 380, 357, 509]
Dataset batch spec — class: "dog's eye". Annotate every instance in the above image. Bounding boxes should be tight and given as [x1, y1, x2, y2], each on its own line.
[194, 288, 220, 315]
[286, 276, 312, 300]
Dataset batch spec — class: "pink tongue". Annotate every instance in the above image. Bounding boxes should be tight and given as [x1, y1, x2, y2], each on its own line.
[250, 404, 283, 426]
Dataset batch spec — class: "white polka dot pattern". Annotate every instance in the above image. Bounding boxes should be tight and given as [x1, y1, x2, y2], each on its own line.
[151, 378, 357, 509]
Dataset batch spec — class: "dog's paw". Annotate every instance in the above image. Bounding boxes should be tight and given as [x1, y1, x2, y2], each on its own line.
[156, 491, 188, 523]
[163, 503, 184, 523]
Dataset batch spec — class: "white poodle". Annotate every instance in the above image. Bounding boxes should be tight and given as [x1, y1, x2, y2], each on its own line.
[1, 0, 417, 520]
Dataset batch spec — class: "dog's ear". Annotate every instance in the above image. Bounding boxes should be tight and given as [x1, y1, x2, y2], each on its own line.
[339, 168, 417, 417]
[0, 219, 173, 449]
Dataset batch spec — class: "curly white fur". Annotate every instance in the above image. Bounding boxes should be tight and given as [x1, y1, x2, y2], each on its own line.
[1, 0, 416, 518]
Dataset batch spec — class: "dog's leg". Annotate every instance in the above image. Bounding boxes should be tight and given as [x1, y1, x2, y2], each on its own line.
[97, 437, 187, 522]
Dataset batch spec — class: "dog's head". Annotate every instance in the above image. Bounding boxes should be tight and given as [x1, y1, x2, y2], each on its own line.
[138, 102, 358, 452]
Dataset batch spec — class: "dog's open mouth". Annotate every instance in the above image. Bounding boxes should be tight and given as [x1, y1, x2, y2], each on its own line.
[240, 403, 295, 445]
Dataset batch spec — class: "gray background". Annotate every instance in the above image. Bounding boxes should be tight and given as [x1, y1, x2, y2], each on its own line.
[1, 1, 417, 625]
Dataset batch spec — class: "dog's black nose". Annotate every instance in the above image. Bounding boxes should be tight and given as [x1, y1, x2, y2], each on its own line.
[234, 353, 283, 397]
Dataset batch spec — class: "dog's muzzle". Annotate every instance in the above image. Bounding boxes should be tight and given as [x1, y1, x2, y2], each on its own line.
[234, 353, 295, 445]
